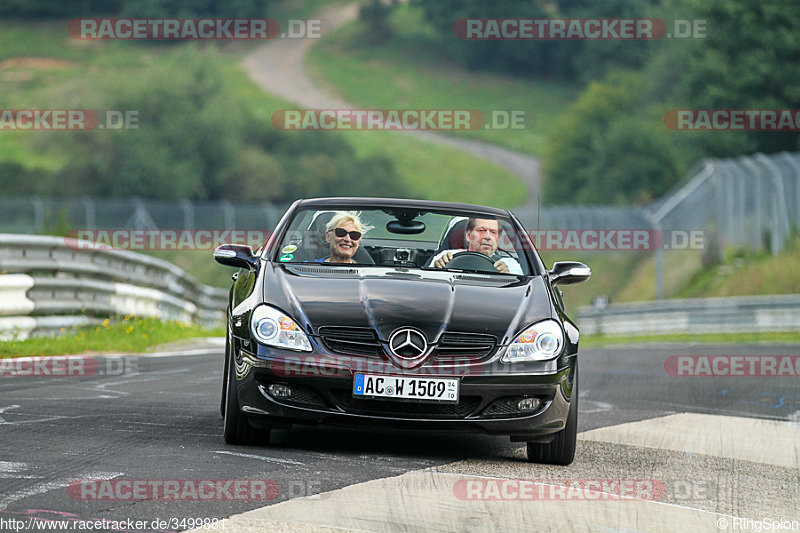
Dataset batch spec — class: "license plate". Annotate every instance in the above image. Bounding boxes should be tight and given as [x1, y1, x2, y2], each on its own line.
[353, 374, 459, 403]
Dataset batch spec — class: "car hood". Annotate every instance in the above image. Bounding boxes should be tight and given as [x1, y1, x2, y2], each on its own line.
[263, 265, 553, 344]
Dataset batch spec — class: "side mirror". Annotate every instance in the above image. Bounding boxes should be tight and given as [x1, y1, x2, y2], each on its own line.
[213, 243, 258, 270]
[549, 261, 591, 285]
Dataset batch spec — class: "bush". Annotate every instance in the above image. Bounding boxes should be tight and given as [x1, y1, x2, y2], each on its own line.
[543, 71, 680, 204]
[33, 46, 406, 203]
[359, 0, 395, 44]
[412, 0, 659, 82]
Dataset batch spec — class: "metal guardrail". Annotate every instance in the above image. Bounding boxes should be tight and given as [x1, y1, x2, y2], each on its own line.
[0, 234, 227, 340]
[577, 294, 800, 336]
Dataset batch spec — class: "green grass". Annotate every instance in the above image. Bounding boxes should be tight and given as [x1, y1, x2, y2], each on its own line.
[307, 3, 576, 156]
[614, 248, 703, 302]
[537, 251, 648, 310]
[222, 62, 528, 207]
[582, 330, 800, 347]
[605, 235, 800, 303]
[0, 20, 163, 172]
[267, 0, 351, 26]
[0, 14, 527, 209]
[678, 236, 800, 298]
[0, 317, 224, 357]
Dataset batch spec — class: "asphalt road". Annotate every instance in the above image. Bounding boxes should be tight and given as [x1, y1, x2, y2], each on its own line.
[0, 342, 798, 532]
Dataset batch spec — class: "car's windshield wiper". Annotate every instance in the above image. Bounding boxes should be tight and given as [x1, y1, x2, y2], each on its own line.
[419, 266, 513, 276]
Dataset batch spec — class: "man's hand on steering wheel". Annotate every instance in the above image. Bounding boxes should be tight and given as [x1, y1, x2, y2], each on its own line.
[433, 251, 454, 269]
[493, 260, 509, 273]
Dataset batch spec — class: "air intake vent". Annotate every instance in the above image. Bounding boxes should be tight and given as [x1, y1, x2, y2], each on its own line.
[318, 326, 382, 357]
[330, 389, 481, 419]
[286, 266, 359, 276]
[453, 274, 514, 284]
[434, 332, 497, 359]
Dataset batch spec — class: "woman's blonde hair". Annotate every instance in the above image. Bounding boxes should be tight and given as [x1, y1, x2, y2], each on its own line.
[325, 211, 372, 235]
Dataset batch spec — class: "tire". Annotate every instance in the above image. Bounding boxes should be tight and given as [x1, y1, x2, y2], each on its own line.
[220, 331, 230, 418]
[222, 337, 270, 446]
[526, 365, 578, 465]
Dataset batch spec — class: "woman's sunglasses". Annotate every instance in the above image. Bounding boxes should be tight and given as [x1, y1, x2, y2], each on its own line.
[329, 227, 362, 240]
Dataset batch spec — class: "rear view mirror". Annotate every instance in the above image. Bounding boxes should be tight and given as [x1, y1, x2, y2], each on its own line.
[549, 261, 591, 285]
[213, 243, 258, 269]
[386, 220, 426, 234]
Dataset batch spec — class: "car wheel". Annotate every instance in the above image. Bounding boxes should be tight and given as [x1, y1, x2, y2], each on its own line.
[526, 365, 577, 465]
[222, 337, 270, 446]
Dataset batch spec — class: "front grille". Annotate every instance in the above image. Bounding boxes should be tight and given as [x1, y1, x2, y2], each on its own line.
[281, 385, 328, 408]
[318, 326, 382, 357]
[434, 332, 497, 359]
[330, 389, 480, 419]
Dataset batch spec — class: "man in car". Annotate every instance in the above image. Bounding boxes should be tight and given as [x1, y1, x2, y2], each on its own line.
[317, 211, 369, 263]
[431, 218, 523, 274]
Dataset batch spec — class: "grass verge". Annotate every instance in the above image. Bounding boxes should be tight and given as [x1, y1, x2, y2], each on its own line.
[0, 317, 224, 357]
[307, 3, 575, 156]
[538, 251, 648, 310]
[222, 61, 527, 207]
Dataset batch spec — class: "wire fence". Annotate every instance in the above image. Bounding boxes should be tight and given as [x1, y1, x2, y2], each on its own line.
[0, 197, 288, 235]
[2, 151, 798, 299]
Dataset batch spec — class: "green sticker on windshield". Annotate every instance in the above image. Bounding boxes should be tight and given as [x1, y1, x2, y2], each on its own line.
[279, 254, 294, 262]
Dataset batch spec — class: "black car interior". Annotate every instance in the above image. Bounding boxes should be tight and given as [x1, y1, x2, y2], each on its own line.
[283, 211, 521, 271]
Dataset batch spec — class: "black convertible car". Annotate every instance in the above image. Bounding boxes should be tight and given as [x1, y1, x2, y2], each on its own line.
[213, 197, 590, 464]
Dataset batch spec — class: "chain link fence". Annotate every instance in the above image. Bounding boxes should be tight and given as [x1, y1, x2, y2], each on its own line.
[0, 197, 288, 235]
[2, 151, 798, 299]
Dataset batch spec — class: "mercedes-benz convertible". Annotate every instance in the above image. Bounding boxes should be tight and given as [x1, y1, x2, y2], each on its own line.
[214, 197, 590, 464]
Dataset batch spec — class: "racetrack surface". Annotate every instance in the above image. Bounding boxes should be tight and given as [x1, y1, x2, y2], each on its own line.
[1, 341, 797, 532]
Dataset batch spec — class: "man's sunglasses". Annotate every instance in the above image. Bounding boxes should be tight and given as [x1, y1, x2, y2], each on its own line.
[329, 227, 362, 240]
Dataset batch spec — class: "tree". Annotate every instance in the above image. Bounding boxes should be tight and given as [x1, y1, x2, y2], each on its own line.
[543, 71, 679, 204]
[681, 0, 800, 154]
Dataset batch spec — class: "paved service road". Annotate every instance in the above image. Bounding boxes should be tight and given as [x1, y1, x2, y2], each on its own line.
[0, 341, 798, 532]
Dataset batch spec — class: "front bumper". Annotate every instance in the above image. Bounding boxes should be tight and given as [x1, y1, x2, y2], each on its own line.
[231, 346, 576, 439]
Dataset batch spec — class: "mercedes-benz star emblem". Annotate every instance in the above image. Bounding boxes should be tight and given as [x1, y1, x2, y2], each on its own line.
[388, 328, 428, 359]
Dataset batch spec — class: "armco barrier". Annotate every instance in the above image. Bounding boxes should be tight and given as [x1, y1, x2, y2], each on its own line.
[577, 294, 800, 336]
[0, 234, 227, 340]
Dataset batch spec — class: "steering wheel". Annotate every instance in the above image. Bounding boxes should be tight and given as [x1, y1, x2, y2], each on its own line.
[445, 251, 498, 272]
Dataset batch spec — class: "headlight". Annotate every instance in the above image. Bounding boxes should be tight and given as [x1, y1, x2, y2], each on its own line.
[250, 305, 312, 352]
[502, 319, 564, 363]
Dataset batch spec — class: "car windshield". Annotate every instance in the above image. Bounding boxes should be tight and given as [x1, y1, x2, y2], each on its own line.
[272, 206, 534, 276]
